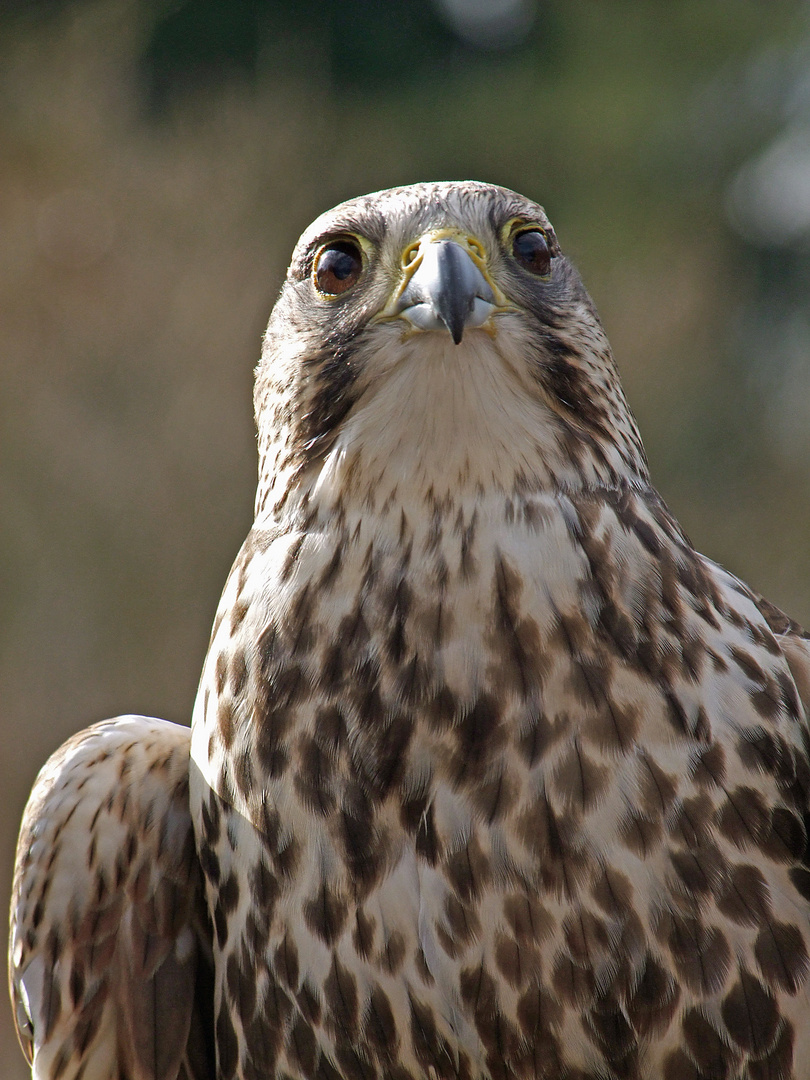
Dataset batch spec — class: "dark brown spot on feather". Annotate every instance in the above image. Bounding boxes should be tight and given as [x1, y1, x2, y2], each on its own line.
[663, 1049, 700, 1080]
[494, 932, 531, 988]
[217, 699, 235, 749]
[717, 863, 771, 926]
[552, 742, 609, 811]
[201, 791, 221, 844]
[318, 543, 344, 590]
[552, 950, 596, 1005]
[717, 786, 770, 849]
[591, 866, 634, 916]
[754, 920, 809, 993]
[440, 894, 481, 953]
[720, 970, 779, 1053]
[452, 694, 504, 783]
[777, 667, 803, 720]
[288, 1015, 318, 1074]
[663, 691, 691, 736]
[219, 872, 240, 914]
[297, 980, 322, 1025]
[256, 976, 292, 1062]
[626, 955, 679, 1038]
[730, 646, 767, 685]
[381, 930, 406, 975]
[584, 998, 637, 1070]
[670, 842, 725, 898]
[408, 993, 459, 1080]
[274, 834, 300, 878]
[295, 736, 336, 816]
[660, 912, 731, 994]
[365, 985, 398, 1055]
[229, 598, 249, 631]
[303, 882, 349, 945]
[680, 633, 706, 681]
[352, 909, 376, 959]
[638, 754, 679, 815]
[245, 910, 269, 954]
[459, 962, 511, 1059]
[198, 836, 221, 888]
[324, 955, 359, 1037]
[314, 704, 346, 752]
[620, 810, 663, 857]
[334, 1041, 376, 1080]
[470, 770, 517, 822]
[670, 793, 715, 847]
[227, 950, 257, 1022]
[400, 792, 440, 863]
[518, 708, 560, 766]
[585, 698, 640, 756]
[789, 865, 810, 900]
[682, 1009, 733, 1077]
[749, 1020, 794, 1080]
[340, 802, 385, 892]
[750, 684, 782, 721]
[501, 889, 552, 950]
[229, 650, 248, 696]
[274, 933, 300, 990]
[553, 609, 592, 655]
[762, 807, 806, 861]
[215, 1003, 239, 1078]
[315, 1050, 344, 1080]
[562, 908, 610, 963]
[690, 742, 726, 787]
[488, 555, 544, 698]
[516, 980, 564, 1037]
[445, 834, 491, 901]
[215, 651, 228, 695]
[426, 685, 457, 732]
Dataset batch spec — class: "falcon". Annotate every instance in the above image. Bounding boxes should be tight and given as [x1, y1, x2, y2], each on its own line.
[10, 180, 810, 1080]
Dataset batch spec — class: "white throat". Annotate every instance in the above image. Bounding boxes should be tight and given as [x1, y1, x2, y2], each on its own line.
[310, 322, 568, 511]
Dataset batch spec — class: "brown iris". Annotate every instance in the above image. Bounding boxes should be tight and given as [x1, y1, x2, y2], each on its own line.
[512, 229, 552, 277]
[314, 240, 363, 295]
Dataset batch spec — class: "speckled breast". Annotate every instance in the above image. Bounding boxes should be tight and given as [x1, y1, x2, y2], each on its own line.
[190, 492, 810, 1080]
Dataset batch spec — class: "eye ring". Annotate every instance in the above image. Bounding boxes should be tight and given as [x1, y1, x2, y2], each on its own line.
[313, 239, 364, 296]
[511, 228, 552, 277]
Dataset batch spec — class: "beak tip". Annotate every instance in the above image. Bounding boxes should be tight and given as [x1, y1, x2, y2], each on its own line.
[448, 322, 464, 345]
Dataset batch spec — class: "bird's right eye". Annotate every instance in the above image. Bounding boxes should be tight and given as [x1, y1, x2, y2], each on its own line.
[313, 240, 364, 296]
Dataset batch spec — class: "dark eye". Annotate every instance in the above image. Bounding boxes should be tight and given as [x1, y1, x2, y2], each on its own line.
[314, 240, 363, 295]
[512, 229, 552, 277]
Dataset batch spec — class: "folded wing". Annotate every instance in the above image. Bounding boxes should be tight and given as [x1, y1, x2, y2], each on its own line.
[9, 716, 214, 1080]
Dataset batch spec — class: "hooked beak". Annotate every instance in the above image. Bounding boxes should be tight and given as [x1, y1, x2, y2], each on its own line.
[391, 234, 502, 344]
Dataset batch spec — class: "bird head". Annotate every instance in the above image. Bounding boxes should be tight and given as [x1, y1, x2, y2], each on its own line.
[255, 182, 647, 518]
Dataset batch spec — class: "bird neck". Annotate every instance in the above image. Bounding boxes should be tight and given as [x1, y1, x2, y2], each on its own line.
[254, 323, 649, 524]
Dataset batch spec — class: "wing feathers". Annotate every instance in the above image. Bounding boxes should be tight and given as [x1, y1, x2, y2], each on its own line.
[9, 715, 214, 1080]
[780, 633, 810, 723]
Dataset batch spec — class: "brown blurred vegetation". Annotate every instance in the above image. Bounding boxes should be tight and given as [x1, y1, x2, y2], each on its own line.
[3, 2, 810, 1073]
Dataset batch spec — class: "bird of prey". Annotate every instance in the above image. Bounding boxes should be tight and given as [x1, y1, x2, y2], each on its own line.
[10, 180, 810, 1080]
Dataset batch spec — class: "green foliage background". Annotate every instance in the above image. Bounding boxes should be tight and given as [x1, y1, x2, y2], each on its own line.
[3, 2, 810, 1071]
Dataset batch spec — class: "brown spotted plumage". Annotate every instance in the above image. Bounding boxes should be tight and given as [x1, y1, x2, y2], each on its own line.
[11, 181, 810, 1080]
[9, 716, 214, 1078]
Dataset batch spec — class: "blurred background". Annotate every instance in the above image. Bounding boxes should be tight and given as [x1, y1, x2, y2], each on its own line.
[3, 0, 810, 1071]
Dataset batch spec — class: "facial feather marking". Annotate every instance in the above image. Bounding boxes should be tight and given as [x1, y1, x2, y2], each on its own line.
[254, 184, 649, 523]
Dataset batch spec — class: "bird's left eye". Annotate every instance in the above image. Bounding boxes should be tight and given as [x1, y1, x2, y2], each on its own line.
[314, 241, 364, 296]
[512, 229, 552, 277]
